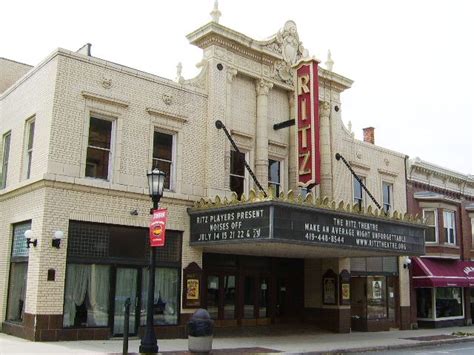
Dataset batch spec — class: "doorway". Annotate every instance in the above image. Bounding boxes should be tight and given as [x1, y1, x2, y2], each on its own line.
[203, 254, 303, 326]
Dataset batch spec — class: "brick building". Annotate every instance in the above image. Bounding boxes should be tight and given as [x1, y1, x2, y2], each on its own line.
[407, 158, 474, 328]
[0, 7, 425, 341]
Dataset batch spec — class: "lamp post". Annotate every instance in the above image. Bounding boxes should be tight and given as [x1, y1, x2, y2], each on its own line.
[139, 168, 166, 354]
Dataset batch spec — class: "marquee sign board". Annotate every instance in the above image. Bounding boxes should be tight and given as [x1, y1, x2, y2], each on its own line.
[189, 201, 426, 255]
[295, 59, 320, 188]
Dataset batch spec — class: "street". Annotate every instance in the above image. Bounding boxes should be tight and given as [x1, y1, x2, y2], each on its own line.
[353, 340, 474, 354]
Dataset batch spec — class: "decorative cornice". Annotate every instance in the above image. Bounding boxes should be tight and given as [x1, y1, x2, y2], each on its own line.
[146, 107, 188, 124]
[81, 91, 129, 108]
[190, 188, 424, 226]
[414, 191, 461, 204]
[409, 180, 474, 202]
[349, 161, 371, 171]
[409, 158, 474, 187]
[319, 68, 354, 93]
[377, 168, 398, 178]
[230, 129, 253, 141]
[190, 32, 276, 67]
[268, 140, 288, 150]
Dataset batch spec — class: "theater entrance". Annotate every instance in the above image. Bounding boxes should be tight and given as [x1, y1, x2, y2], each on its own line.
[203, 253, 304, 326]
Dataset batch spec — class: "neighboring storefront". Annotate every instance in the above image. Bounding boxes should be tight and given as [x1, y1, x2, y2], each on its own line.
[412, 257, 468, 327]
[407, 159, 474, 328]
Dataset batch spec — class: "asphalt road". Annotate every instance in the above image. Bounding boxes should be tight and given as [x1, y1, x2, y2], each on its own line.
[353, 340, 474, 354]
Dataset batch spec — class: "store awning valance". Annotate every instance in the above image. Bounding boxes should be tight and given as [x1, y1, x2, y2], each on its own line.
[412, 257, 474, 288]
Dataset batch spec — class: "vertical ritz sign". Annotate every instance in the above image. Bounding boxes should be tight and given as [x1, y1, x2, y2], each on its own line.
[295, 59, 320, 188]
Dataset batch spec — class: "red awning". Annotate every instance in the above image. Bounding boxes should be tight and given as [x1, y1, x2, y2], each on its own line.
[412, 257, 474, 288]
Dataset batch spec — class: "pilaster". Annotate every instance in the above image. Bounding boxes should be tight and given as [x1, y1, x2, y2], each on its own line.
[288, 91, 297, 190]
[255, 79, 273, 189]
[203, 52, 228, 197]
[319, 101, 332, 199]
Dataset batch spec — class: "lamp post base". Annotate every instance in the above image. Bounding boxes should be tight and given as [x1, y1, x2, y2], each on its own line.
[139, 343, 158, 354]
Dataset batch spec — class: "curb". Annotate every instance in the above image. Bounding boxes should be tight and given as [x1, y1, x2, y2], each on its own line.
[305, 335, 474, 354]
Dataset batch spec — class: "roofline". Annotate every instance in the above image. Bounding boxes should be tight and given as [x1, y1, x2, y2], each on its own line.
[0, 57, 34, 68]
[408, 157, 474, 184]
[0, 48, 207, 100]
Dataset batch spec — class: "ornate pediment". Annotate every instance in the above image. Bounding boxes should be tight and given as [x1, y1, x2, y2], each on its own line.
[261, 21, 307, 85]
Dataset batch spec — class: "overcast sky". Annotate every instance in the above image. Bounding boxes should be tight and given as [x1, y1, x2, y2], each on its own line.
[2, 0, 473, 175]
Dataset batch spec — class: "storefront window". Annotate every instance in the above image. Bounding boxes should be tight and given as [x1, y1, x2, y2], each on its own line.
[141, 267, 179, 325]
[366, 276, 387, 320]
[63, 264, 110, 327]
[6, 263, 28, 322]
[6, 221, 31, 322]
[470, 289, 474, 320]
[416, 288, 433, 318]
[436, 287, 463, 318]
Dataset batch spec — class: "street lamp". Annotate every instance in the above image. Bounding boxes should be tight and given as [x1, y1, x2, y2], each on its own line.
[139, 168, 166, 354]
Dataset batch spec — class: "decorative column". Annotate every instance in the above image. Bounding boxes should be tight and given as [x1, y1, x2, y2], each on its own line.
[319, 101, 332, 199]
[255, 79, 273, 189]
[288, 91, 297, 190]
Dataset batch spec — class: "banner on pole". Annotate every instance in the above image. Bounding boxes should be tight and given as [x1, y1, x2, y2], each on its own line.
[149, 208, 167, 247]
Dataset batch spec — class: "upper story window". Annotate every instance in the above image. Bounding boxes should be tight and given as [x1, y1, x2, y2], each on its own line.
[230, 150, 246, 198]
[443, 210, 456, 245]
[24, 119, 35, 179]
[86, 117, 113, 180]
[423, 209, 438, 243]
[1, 132, 11, 189]
[353, 175, 366, 208]
[152, 131, 175, 190]
[268, 159, 281, 196]
[382, 182, 393, 213]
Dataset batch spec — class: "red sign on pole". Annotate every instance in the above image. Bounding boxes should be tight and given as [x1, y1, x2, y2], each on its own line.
[295, 59, 320, 188]
[149, 208, 167, 247]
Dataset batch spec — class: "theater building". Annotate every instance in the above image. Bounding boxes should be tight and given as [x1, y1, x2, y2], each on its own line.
[0, 6, 425, 341]
[407, 158, 474, 328]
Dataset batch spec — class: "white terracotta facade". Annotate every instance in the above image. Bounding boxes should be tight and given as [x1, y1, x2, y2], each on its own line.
[0, 14, 420, 340]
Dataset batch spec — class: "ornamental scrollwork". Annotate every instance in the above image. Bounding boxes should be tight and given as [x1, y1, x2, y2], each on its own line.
[263, 21, 306, 86]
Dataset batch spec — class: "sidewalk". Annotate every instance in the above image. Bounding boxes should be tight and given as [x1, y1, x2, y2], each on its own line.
[2, 325, 474, 354]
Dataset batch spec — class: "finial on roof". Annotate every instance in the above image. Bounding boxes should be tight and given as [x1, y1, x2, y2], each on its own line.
[348, 121, 355, 138]
[210, 0, 221, 23]
[176, 62, 184, 84]
[325, 50, 334, 71]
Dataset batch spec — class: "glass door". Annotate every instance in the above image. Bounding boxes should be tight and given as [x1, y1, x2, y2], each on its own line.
[206, 275, 220, 319]
[205, 273, 237, 321]
[113, 267, 139, 336]
[243, 275, 256, 319]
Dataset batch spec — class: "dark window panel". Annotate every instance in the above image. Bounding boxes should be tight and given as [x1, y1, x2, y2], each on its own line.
[230, 150, 245, 176]
[88, 118, 112, 149]
[86, 147, 110, 179]
[153, 132, 173, 161]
